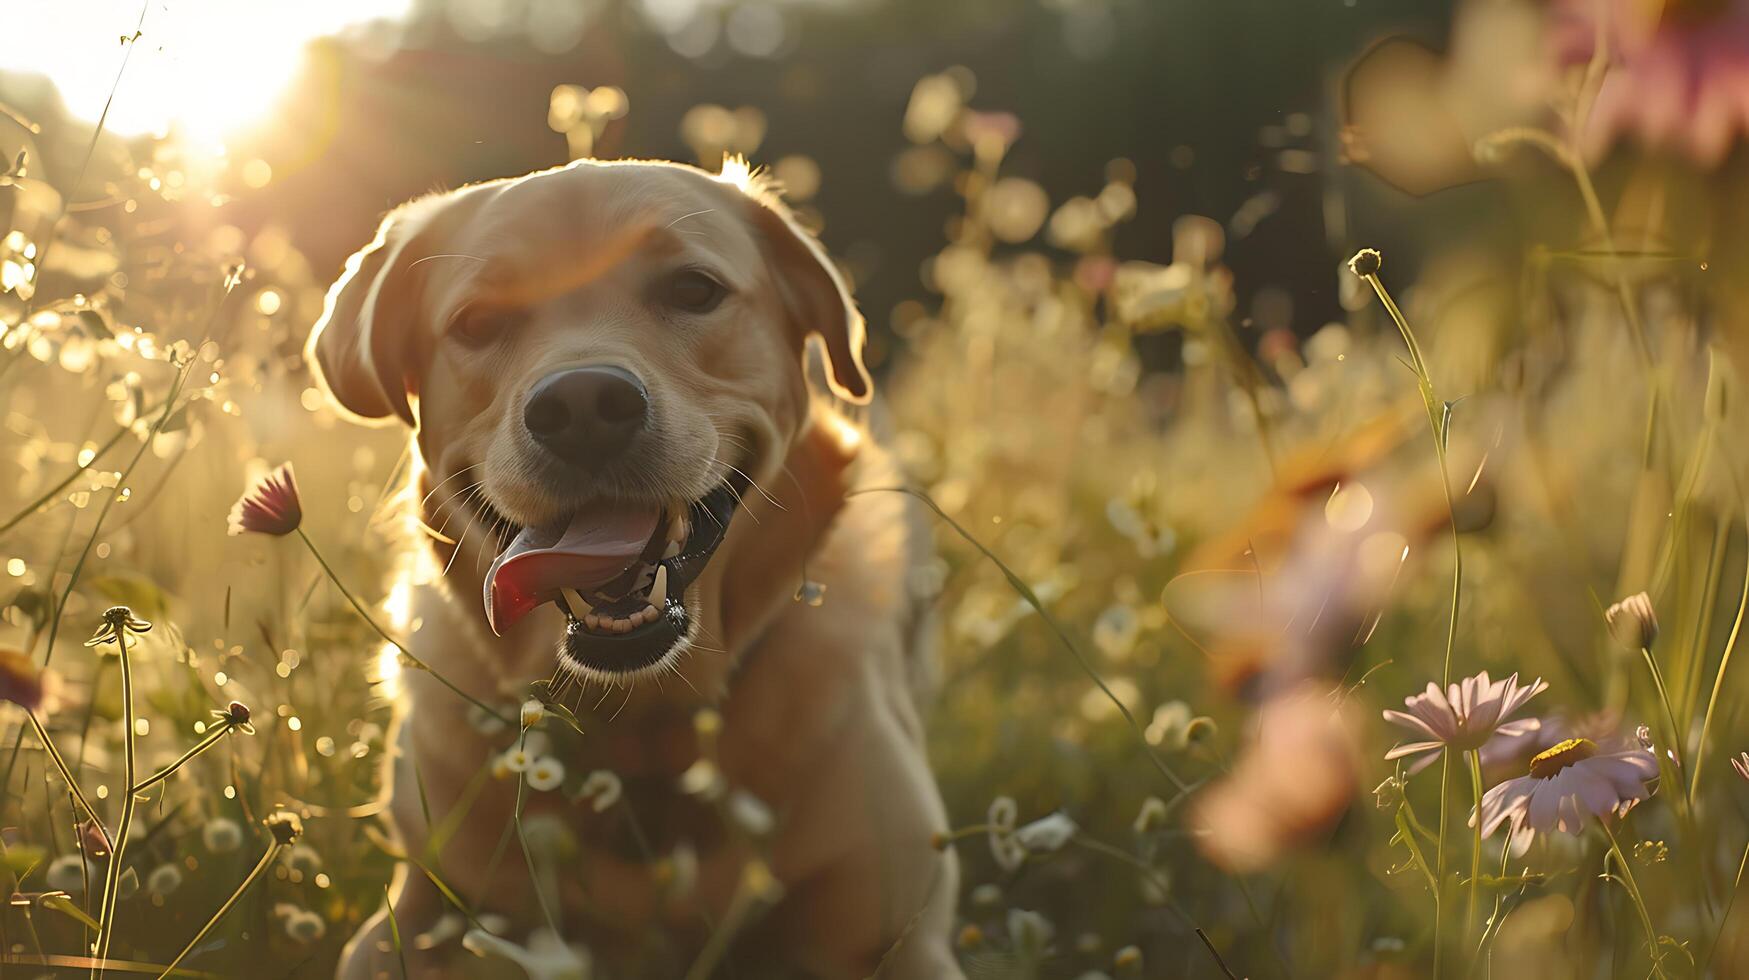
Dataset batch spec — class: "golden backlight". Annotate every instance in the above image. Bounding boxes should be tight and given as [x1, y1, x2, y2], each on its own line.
[1, 0, 412, 144]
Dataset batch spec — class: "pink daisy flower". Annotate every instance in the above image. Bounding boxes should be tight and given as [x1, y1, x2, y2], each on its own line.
[1383, 671, 1548, 775]
[228, 462, 303, 537]
[1473, 737, 1660, 855]
[1551, 0, 1749, 167]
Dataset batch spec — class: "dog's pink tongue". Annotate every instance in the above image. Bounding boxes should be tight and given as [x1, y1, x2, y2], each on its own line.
[484, 503, 660, 635]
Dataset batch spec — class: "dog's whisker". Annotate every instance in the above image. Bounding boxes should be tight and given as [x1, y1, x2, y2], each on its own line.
[406, 252, 489, 271]
[430, 480, 486, 537]
[609, 684, 635, 722]
[417, 463, 481, 511]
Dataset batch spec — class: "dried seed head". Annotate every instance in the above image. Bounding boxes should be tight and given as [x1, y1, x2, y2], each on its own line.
[1606, 592, 1658, 649]
[1347, 248, 1383, 278]
[264, 811, 303, 847]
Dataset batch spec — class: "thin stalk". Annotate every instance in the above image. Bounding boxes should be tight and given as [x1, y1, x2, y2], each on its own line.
[91, 629, 139, 977]
[1434, 751, 1451, 979]
[682, 862, 777, 980]
[25, 710, 97, 823]
[294, 528, 506, 725]
[1704, 838, 1749, 973]
[846, 487, 1190, 794]
[154, 842, 283, 979]
[129, 722, 236, 798]
[1600, 821, 1667, 979]
[1691, 470, 1749, 805]
[1465, 750, 1484, 944]
[0, 398, 165, 539]
[1638, 646, 1684, 767]
[1358, 266, 1462, 686]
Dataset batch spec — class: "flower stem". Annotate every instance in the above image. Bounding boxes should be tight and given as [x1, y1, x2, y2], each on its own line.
[1358, 268, 1461, 687]
[154, 841, 284, 979]
[1600, 820, 1667, 979]
[1691, 471, 1749, 805]
[24, 710, 97, 824]
[1638, 646, 1685, 766]
[294, 528, 507, 725]
[129, 722, 235, 798]
[1704, 837, 1749, 973]
[91, 628, 138, 978]
[1434, 751, 1451, 979]
[1465, 750, 1484, 945]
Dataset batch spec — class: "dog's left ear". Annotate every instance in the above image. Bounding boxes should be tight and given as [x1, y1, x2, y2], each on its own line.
[742, 189, 872, 405]
[305, 207, 429, 427]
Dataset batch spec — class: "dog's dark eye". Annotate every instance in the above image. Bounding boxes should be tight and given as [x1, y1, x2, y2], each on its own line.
[660, 269, 728, 313]
[450, 305, 524, 348]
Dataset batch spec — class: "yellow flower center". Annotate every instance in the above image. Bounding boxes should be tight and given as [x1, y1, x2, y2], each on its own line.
[1529, 738, 1598, 778]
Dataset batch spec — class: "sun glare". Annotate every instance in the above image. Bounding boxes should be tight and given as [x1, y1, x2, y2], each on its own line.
[0, 1, 412, 144]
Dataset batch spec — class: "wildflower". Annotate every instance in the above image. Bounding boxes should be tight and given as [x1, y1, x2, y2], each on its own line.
[414, 912, 466, 950]
[264, 811, 304, 846]
[44, 855, 88, 892]
[283, 844, 322, 876]
[1634, 840, 1669, 865]
[277, 903, 327, 943]
[211, 700, 255, 735]
[1190, 686, 1359, 872]
[146, 863, 182, 898]
[470, 703, 511, 736]
[227, 462, 302, 536]
[521, 698, 546, 729]
[1015, 812, 1078, 852]
[956, 924, 984, 950]
[1733, 751, 1749, 782]
[1145, 701, 1194, 748]
[1373, 775, 1405, 810]
[986, 796, 1025, 870]
[1114, 945, 1144, 972]
[463, 926, 593, 980]
[1007, 908, 1055, 958]
[0, 645, 44, 711]
[1383, 671, 1547, 775]
[520, 814, 578, 860]
[1472, 737, 1660, 855]
[728, 790, 775, 836]
[578, 770, 622, 812]
[970, 883, 1002, 907]
[526, 756, 566, 792]
[1133, 796, 1168, 834]
[502, 747, 535, 773]
[678, 758, 724, 799]
[1606, 592, 1659, 649]
[202, 818, 243, 853]
[1347, 248, 1383, 278]
[78, 819, 112, 861]
[1550, 0, 1749, 167]
[84, 606, 151, 648]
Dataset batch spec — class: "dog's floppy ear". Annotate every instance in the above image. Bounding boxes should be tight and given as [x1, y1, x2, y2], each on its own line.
[736, 174, 872, 405]
[305, 209, 426, 427]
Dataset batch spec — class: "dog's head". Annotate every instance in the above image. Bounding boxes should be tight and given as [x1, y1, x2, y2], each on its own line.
[306, 158, 868, 681]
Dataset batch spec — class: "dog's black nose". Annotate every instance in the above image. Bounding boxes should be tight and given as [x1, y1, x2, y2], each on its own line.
[523, 366, 649, 463]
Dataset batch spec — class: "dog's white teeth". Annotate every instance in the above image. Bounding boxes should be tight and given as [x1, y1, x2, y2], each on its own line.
[662, 540, 681, 559]
[649, 565, 669, 608]
[562, 588, 593, 616]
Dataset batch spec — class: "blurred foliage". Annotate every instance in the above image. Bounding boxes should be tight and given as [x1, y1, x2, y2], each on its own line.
[6, 0, 1749, 978]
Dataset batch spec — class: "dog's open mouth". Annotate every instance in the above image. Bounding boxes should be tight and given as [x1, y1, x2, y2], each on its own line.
[483, 477, 744, 675]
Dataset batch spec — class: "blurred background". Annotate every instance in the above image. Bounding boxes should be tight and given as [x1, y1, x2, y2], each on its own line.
[7, 0, 1749, 977]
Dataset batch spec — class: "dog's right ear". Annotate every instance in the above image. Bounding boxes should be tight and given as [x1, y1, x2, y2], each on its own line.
[305, 210, 424, 427]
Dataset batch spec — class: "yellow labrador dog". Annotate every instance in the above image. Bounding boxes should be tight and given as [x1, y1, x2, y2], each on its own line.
[308, 158, 960, 978]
